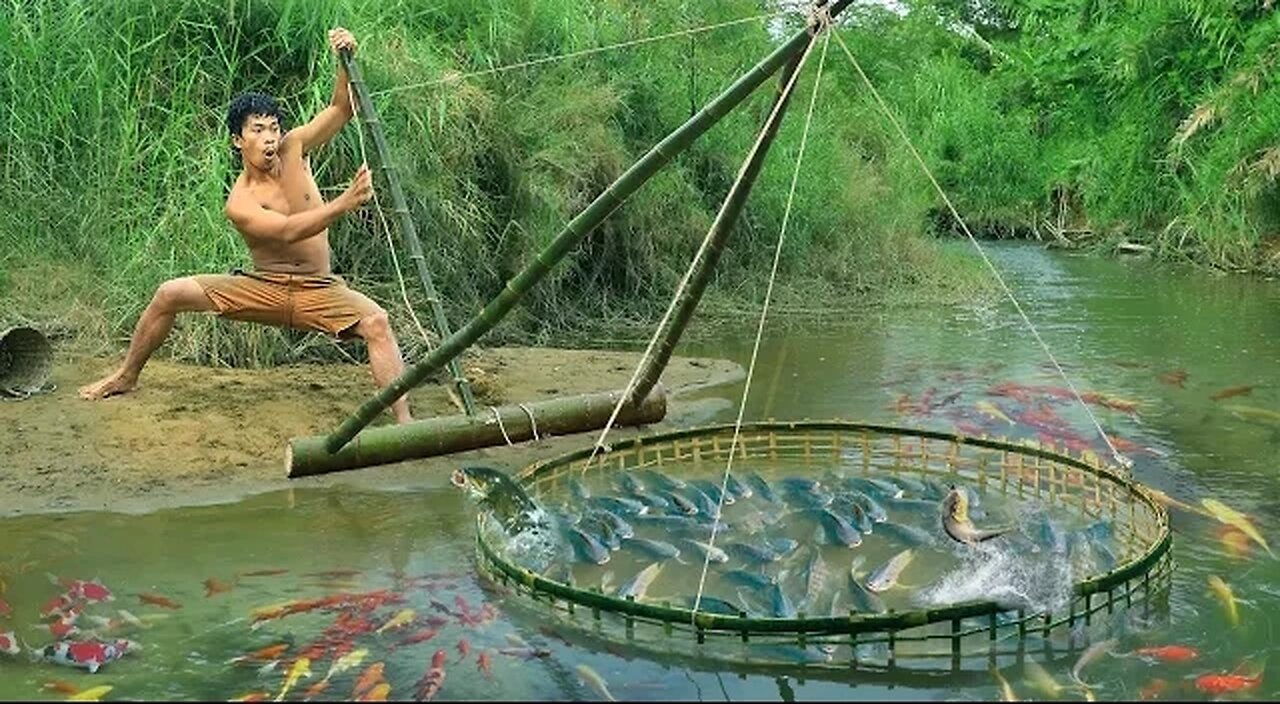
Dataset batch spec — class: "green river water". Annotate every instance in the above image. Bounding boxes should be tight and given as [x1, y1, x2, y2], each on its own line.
[1, 243, 1277, 701]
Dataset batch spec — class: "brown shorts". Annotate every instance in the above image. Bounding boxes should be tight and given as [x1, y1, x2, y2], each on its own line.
[194, 270, 382, 338]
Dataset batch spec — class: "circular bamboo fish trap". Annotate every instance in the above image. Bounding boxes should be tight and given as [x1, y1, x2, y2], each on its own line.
[470, 421, 1173, 674]
[0, 326, 53, 398]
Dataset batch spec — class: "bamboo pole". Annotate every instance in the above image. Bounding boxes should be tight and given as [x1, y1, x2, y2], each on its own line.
[338, 49, 478, 416]
[625, 41, 808, 407]
[312, 0, 856, 458]
[287, 384, 666, 477]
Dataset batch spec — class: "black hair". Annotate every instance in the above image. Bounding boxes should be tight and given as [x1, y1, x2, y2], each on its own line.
[226, 91, 286, 152]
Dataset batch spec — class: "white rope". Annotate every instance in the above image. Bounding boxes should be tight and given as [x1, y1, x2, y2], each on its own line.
[830, 31, 1133, 471]
[344, 89, 438, 354]
[518, 403, 541, 441]
[691, 19, 832, 619]
[489, 405, 514, 446]
[369, 12, 786, 99]
[575, 18, 825, 478]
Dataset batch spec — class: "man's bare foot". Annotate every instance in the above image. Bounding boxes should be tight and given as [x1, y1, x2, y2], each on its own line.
[78, 370, 138, 400]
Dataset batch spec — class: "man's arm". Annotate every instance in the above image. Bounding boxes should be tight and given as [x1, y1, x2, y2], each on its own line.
[285, 28, 358, 155]
[226, 164, 371, 243]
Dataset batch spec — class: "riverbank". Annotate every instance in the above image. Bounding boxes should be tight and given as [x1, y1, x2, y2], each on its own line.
[0, 347, 744, 517]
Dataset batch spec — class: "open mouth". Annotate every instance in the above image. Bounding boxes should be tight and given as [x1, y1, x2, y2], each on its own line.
[449, 469, 467, 489]
[263, 147, 277, 160]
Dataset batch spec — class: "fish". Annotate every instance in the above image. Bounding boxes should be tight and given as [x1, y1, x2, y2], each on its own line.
[1195, 672, 1261, 695]
[725, 542, 782, 565]
[801, 550, 829, 612]
[1134, 645, 1199, 662]
[585, 508, 634, 540]
[942, 486, 1008, 545]
[228, 642, 290, 665]
[238, 569, 290, 577]
[415, 649, 448, 701]
[587, 495, 649, 516]
[0, 630, 19, 655]
[767, 582, 797, 618]
[358, 683, 391, 702]
[303, 680, 331, 699]
[663, 491, 699, 516]
[498, 646, 552, 659]
[1210, 385, 1254, 401]
[1201, 498, 1273, 556]
[1222, 404, 1280, 426]
[1070, 638, 1116, 688]
[576, 664, 616, 701]
[1216, 524, 1253, 559]
[630, 491, 671, 511]
[569, 478, 592, 501]
[43, 681, 79, 695]
[477, 649, 494, 680]
[66, 686, 113, 702]
[351, 663, 385, 699]
[376, 608, 416, 634]
[619, 472, 645, 495]
[874, 521, 935, 546]
[321, 647, 368, 684]
[746, 472, 780, 503]
[992, 667, 1018, 701]
[616, 562, 663, 602]
[691, 479, 735, 506]
[52, 577, 114, 604]
[568, 527, 611, 565]
[976, 400, 1016, 425]
[302, 569, 363, 579]
[1022, 659, 1062, 697]
[625, 537, 681, 561]
[866, 549, 914, 593]
[816, 509, 862, 547]
[394, 627, 440, 649]
[1138, 678, 1167, 701]
[1157, 369, 1188, 388]
[41, 594, 77, 619]
[721, 569, 776, 591]
[456, 638, 471, 663]
[136, 592, 182, 609]
[275, 656, 311, 702]
[683, 595, 742, 615]
[32, 639, 130, 674]
[639, 469, 686, 492]
[725, 473, 753, 500]
[0, 596, 10, 619]
[1207, 575, 1239, 627]
[204, 577, 235, 597]
[680, 539, 728, 564]
[451, 466, 557, 539]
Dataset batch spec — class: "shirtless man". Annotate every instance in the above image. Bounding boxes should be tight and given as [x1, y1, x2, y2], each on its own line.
[79, 27, 412, 424]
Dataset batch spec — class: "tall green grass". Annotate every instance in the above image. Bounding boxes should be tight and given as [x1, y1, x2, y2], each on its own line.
[1, 0, 1000, 367]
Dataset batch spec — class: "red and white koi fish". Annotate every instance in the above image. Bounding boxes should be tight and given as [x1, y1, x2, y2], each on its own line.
[31, 638, 133, 674]
[415, 649, 448, 701]
[476, 649, 494, 680]
[40, 593, 79, 619]
[51, 576, 114, 604]
[0, 630, 20, 655]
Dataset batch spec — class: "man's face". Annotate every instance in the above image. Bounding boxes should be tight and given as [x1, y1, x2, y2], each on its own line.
[233, 114, 281, 170]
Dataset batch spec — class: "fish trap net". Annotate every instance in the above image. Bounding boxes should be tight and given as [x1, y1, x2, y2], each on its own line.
[470, 421, 1173, 673]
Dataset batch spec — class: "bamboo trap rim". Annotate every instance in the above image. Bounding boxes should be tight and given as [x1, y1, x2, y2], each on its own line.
[471, 421, 1172, 670]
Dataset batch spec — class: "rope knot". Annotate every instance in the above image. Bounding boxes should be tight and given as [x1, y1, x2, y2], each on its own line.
[807, 1, 834, 34]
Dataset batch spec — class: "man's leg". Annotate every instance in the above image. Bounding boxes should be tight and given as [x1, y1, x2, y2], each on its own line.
[78, 277, 217, 399]
[353, 309, 413, 424]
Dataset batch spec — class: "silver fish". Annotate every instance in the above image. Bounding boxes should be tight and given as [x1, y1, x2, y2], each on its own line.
[942, 486, 1007, 545]
[617, 562, 663, 602]
[866, 549, 914, 593]
[681, 539, 728, 564]
[1070, 638, 1116, 688]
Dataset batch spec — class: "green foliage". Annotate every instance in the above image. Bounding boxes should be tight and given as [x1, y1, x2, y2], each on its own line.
[0, 0, 1005, 367]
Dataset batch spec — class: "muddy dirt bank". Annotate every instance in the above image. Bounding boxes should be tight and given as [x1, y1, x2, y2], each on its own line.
[0, 347, 743, 517]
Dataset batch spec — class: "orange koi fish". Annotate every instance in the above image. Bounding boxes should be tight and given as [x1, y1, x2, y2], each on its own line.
[136, 592, 182, 610]
[415, 649, 448, 701]
[1134, 645, 1199, 662]
[352, 662, 385, 699]
[1195, 672, 1260, 695]
[204, 577, 235, 597]
[357, 683, 391, 702]
[1210, 385, 1253, 401]
[477, 649, 494, 680]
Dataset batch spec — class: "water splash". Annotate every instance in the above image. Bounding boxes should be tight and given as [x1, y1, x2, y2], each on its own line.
[479, 509, 563, 575]
[915, 541, 1074, 615]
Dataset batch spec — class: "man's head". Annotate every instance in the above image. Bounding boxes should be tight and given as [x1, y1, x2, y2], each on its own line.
[227, 92, 286, 170]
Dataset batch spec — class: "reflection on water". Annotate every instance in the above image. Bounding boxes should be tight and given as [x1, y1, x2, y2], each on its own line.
[1, 243, 1278, 701]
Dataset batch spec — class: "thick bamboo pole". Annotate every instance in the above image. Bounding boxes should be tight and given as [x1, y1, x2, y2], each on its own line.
[626, 41, 808, 407]
[304, 2, 854, 461]
[339, 49, 478, 416]
[286, 384, 667, 477]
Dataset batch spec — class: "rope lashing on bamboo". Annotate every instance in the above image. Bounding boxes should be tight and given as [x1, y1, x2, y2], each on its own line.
[369, 11, 787, 99]
[574, 11, 826, 479]
[518, 403, 541, 441]
[829, 30, 1133, 472]
[488, 406, 515, 446]
[690, 16, 832, 621]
